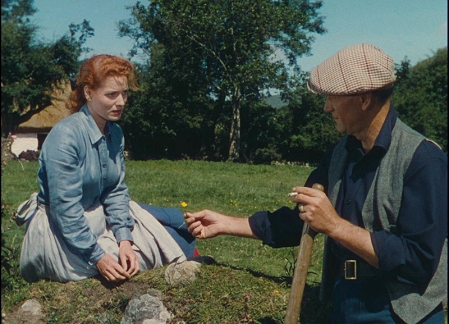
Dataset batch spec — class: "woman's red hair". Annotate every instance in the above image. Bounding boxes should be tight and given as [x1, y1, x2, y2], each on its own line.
[65, 54, 138, 113]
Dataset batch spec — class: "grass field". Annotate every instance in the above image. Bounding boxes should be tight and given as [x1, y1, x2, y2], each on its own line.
[1, 159, 329, 323]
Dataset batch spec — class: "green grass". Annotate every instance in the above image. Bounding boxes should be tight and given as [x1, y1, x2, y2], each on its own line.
[1, 160, 331, 323]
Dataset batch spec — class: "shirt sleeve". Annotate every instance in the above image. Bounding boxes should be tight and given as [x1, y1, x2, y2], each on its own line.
[371, 141, 448, 286]
[100, 126, 134, 243]
[249, 207, 303, 248]
[248, 149, 333, 247]
[43, 123, 105, 267]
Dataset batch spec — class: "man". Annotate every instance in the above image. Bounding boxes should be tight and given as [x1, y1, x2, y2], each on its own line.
[185, 44, 447, 323]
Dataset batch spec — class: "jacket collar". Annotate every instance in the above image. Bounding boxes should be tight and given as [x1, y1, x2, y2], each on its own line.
[79, 105, 113, 144]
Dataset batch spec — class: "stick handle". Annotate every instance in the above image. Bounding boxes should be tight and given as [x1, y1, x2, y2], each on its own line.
[284, 183, 324, 324]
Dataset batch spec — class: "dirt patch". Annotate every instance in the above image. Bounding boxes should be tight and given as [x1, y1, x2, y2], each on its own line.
[3, 278, 158, 324]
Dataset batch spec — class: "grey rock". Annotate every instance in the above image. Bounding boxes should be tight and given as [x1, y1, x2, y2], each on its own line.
[121, 293, 171, 324]
[164, 255, 216, 287]
[19, 299, 43, 316]
[164, 260, 201, 287]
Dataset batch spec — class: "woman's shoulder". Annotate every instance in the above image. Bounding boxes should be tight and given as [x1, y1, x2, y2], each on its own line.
[52, 112, 83, 131]
[47, 112, 87, 143]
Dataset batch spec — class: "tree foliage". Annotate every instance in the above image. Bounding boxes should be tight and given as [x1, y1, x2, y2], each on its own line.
[283, 83, 340, 162]
[1, 0, 94, 136]
[119, 0, 325, 161]
[392, 47, 447, 152]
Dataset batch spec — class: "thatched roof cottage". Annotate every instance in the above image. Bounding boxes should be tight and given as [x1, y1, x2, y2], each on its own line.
[11, 84, 71, 157]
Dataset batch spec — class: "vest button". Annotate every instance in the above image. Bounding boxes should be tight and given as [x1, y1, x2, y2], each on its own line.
[345, 199, 351, 205]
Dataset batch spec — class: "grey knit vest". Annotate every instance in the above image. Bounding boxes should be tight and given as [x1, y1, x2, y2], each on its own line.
[320, 119, 447, 324]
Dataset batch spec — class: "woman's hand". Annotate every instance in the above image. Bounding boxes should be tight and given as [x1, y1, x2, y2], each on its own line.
[96, 241, 139, 282]
[96, 253, 130, 282]
[118, 240, 140, 277]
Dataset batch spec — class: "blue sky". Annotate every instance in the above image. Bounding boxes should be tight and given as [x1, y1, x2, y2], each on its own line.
[32, 0, 447, 72]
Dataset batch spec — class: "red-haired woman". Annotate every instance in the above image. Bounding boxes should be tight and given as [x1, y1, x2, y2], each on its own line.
[16, 55, 197, 283]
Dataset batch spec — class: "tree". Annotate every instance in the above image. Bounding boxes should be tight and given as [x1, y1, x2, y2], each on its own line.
[392, 47, 447, 152]
[276, 72, 340, 163]
[119, 0, 325, 161]
[118, 46, 218, 160]
[1, 0, 94, 136]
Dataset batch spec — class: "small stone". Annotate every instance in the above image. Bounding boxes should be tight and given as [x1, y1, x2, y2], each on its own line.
[19, 299, 43, 316]
[164, 260, 201, 287]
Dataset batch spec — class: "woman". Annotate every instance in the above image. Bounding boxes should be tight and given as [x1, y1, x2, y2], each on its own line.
[16, 54, 197, 283]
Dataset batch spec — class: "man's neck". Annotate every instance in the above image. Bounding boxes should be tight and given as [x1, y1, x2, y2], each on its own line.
[358, 101, 390, 153]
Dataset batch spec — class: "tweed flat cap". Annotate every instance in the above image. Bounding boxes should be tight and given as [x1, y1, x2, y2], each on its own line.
[307, 44, 396, 95]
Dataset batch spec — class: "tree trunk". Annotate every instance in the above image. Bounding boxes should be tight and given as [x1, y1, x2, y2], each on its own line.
[228, 93, 241, 162]
[1, 112, 20, 137]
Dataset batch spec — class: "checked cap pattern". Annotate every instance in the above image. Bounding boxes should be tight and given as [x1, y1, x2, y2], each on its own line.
[307, 44, 396, 95]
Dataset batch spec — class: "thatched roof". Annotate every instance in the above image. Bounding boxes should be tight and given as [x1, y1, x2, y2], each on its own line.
[18, 83, 72, 134]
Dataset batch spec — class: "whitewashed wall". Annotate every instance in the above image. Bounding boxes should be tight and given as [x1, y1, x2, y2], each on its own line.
[11, 133, 38, 157]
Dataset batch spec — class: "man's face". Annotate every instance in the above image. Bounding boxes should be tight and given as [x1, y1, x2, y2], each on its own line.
[323, 95, 363, 135]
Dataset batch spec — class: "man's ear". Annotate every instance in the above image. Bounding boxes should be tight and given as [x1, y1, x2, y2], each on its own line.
[360, 92, 374, 111]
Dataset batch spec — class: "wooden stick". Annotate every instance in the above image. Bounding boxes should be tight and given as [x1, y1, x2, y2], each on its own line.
[284, 183, 324, 324]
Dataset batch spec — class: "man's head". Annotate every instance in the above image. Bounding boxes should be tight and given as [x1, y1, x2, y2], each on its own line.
[307, 44, 396, 97]
[308, 44, 396, 140]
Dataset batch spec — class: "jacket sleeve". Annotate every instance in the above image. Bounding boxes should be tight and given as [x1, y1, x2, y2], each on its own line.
[44, 122, 105, 267]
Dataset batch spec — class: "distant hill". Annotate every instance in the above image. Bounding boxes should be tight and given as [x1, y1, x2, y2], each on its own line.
[264, 95, 289, 108]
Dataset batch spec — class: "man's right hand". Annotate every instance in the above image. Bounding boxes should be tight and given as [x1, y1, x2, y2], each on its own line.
[184, 210, 223, 239]
[184, 210, 259, 240]
[96, 253, 131, 282]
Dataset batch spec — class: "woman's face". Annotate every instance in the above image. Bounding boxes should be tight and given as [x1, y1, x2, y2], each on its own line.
[85, 76, 128, 133]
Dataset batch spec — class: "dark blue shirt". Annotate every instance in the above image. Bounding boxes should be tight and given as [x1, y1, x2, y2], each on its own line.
[249, 106, 447, 286]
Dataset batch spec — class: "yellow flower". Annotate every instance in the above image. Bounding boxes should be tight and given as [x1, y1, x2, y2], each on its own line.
[181, 201, 188, 208]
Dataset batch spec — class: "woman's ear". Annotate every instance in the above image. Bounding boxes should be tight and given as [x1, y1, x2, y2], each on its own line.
[84, 86, 92, 101]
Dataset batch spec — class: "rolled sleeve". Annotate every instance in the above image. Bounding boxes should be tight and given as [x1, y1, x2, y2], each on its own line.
[249, 207, 304, 248]
[113, 227, 134, 244]
[371, 142, 447, 285]
[88, 245, 106, 267]
[248, 158, 329, 248]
